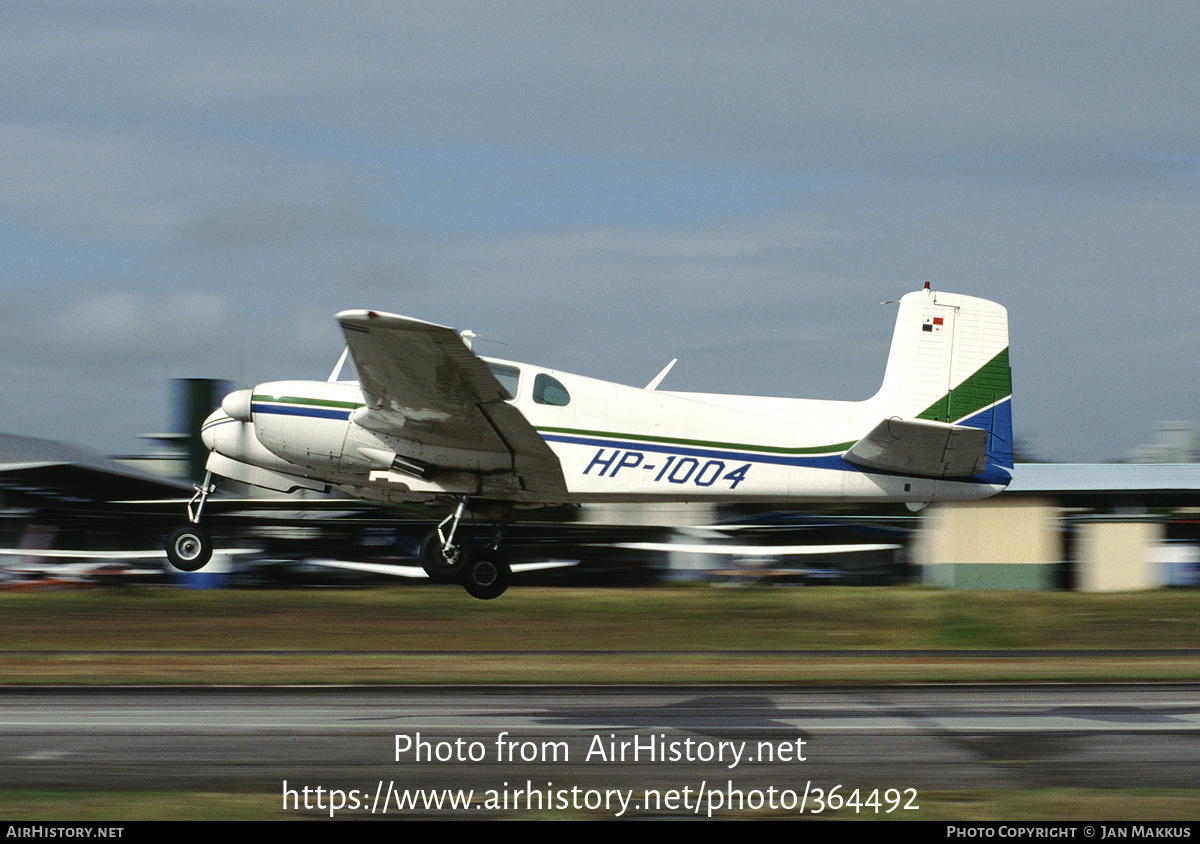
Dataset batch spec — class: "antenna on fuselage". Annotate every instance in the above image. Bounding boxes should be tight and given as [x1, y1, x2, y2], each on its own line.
[327, 346, 350, 382]
[645, 358, 678, 391]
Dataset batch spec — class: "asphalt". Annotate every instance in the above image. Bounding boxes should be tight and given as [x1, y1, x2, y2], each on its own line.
[2, 684, 1197, 818]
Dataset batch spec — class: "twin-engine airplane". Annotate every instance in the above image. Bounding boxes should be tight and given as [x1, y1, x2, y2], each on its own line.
[167, 285, 1013, 598]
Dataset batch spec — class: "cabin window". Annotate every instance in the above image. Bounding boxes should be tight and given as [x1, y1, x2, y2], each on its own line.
[487, 363, 520, 400]
[533, 373, 570, 406]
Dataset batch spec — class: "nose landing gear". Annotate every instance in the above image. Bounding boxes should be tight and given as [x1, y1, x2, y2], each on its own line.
[165, 471, 218, 573]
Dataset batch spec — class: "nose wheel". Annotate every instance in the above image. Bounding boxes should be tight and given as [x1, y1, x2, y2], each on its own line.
[165, 470, 219, 573]
[166, 525, 213, 572]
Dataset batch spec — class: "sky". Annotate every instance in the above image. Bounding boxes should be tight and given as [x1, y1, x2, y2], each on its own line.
[2, 1, 1198, 463]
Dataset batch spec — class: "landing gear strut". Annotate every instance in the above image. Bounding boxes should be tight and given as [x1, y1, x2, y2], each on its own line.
[165, 470, 217, 572]
[419, 496, 474, 582]
[419, 497, 511, 599]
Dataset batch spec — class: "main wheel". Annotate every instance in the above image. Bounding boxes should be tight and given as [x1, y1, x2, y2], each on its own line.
[166, 525, 213, 572]
[420, 529, 473, 583]
[461, 556, 510, 600]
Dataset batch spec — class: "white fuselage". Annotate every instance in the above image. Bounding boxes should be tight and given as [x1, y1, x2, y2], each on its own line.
[201, 356, 1007, 507]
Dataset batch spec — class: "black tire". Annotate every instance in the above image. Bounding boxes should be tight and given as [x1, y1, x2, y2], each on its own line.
[420, 529, 473, 583]
[166, 525, 213, 572]
[461, 556, 510, 600]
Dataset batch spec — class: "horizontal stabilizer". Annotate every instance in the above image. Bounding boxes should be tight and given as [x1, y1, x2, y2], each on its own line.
[844, 418, 988, 478]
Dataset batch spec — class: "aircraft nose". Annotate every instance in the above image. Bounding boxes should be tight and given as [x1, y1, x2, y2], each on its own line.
[200, 408, 226, 452]
[201, 388, 253, 454]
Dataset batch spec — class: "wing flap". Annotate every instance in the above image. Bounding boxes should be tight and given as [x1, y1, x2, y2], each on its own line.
[843, 417, 988, 478]
[337, 310, 569, 500]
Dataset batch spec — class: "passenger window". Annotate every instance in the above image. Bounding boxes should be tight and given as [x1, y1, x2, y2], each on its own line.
[487, 363, 520, 400]
[533, 373, 570, 406]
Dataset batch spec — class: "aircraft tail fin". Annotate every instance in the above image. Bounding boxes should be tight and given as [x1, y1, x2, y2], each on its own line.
[871, 287, 1013, 472]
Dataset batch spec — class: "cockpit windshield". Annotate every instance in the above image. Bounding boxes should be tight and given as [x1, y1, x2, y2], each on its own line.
[486, 362, 520, 400]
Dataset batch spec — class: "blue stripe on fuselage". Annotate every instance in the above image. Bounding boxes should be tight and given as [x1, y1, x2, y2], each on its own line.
[251, 402, 353, 421]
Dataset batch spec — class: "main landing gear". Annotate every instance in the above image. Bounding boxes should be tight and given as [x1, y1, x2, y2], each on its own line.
[419, 496, 511, 600]
[165, 471, 217, 573]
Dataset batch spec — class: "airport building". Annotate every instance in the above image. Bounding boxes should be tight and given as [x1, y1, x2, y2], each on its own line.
[915, 464, 1200, 591]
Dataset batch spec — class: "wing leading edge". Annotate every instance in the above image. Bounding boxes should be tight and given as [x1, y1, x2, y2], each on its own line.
[336, 310, 569, 501]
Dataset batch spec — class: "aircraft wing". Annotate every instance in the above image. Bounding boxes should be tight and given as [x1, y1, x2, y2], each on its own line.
[0, 549, 170, 560]
[307, 559, 576, 578]
[336, 310, 569, 501]
[843, 418, 988, 478]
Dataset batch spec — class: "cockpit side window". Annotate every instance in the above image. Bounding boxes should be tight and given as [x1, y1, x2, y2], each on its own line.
[533, 373, 570, 406]
[487, 363, 520, 400]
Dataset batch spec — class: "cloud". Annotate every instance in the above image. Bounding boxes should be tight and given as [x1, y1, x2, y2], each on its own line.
[46, 289, 234, 365]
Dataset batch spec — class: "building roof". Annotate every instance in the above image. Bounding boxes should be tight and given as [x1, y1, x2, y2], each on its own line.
[1005, 462, 1200, 507]
[0, 433, 192, 504]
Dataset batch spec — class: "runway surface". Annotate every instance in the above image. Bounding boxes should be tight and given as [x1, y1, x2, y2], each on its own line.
[2, 685, 1198, 817]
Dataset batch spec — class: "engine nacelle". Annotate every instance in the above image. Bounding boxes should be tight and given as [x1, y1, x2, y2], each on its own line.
[249, 380, 361, 473]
